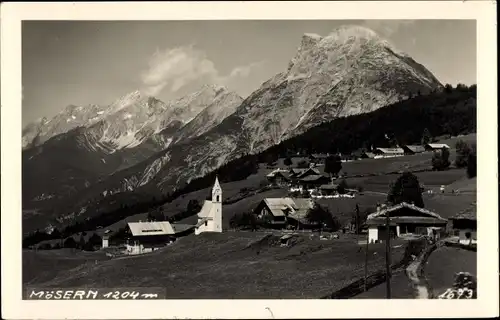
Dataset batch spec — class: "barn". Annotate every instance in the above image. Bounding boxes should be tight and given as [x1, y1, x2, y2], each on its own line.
[424, 143, 450, 151]
[402, 145, 426, 155]
[372, 147, 405, 158]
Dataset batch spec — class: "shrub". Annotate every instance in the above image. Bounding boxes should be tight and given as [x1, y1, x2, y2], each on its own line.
[455, 140, 472, 168]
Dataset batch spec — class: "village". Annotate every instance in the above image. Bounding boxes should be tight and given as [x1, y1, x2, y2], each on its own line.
[22, 135, 477, 298]
[95, 141, 474, 253]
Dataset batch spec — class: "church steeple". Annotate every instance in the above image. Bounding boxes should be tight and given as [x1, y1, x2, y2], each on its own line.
[212, 175, 222, 203]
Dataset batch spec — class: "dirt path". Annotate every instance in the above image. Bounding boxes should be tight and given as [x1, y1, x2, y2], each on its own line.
[406, 255, 430, 298]
[406, 240, 446, 299]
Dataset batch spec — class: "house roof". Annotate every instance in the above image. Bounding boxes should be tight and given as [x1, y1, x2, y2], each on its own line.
[367, 202, 446, 221]
[320, 184, 339, 190]
[374, 147, 405, 154]
[171, 223, 195, 233]
[451, 203, 477, 221]
[127, 221, 175, 236]
[366, 216, 448, 226]
[310, 154, 329, 159]
[289, 168, 306, 176]
[262, 198, 315, 219]
[267, 168, 289, 178]
[197, 200, 214, 218]
[295, 168, 321, 178]
[300, 174, 329, 182]
[426, 143, 450, 149]
[404, 145, 426, 153]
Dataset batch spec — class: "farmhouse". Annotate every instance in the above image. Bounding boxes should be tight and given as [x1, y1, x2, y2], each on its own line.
[299, 174, 331, 189]
[253, 198, 317, 229]
[318, 184, 339, 196]
[450, 206, 477, 245]
[194, 177, 223, 235]
[266, 169, 291, 187]
[424, 143, 450, 151]
[402, 145, 426, 155]
[366, 202, 448, 243]
[372, 147, 405, 158]
[309, 153, 329, 165]
[124, 221, 195, 253]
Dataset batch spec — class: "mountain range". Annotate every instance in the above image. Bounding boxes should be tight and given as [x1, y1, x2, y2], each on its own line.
[22, 25, 443, 225]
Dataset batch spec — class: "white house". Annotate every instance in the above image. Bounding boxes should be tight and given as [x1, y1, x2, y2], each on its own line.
[366, 202, 448, 243]
[195, 176, 223, 235]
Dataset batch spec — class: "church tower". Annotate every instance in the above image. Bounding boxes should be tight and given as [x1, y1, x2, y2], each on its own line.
[211, 176, 223, 232]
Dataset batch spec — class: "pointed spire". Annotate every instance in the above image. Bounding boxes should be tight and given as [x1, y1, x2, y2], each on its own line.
[213, 175, 221, 190]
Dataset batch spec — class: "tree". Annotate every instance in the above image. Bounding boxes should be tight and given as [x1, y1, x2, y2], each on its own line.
[63, 237, 77, 249]
[147, 207, 164, 221]
[387, 172, 425, 208]
[421, 128, 432, 145]
[351, 204, 367, 234]
[467, 151, 477, 178]
[432, 147, 451, 171]
[265, 153, 278, 166]
[284, 157, 293, 168]
[324, 155, 342, 178]
[229, 212, 258, 230]
[337, 179, 349, 194]
[455, 140, 472, 168]
[88, 233, 102, 248]
[78, 234, 86, 249]
[306, 204, 338, 230]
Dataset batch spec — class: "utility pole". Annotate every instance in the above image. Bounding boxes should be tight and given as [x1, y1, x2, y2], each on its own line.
[385, 212, 392, 299]
[364, 226, 369, 292]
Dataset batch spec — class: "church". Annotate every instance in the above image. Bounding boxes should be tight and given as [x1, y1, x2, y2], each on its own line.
[194, 176, 223, 235]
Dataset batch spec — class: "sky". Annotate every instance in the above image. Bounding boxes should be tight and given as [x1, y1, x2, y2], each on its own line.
[22, 20, 477, 126]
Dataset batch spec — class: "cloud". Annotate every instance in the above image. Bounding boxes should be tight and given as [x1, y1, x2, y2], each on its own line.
[362, 20, 416, 37]
[141, 45, 265, 96]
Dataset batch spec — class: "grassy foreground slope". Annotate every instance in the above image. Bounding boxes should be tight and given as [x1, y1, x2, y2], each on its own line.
[24, 232, 407, 299]
[425, 246, 477, 296]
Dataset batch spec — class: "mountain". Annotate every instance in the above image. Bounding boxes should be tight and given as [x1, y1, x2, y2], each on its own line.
[22, 85, 242, 203]
[73, 25, 443, 200]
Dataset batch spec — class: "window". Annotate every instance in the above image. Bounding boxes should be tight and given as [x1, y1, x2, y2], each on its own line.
[216, 195, 220, 202]
[205, 221, 208, 226]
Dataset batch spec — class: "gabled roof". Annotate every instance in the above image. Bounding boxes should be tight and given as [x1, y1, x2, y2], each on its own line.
[403, 145, 426, 153]
[300, 174, 329, 182]
[262, 198, 315, 219]
[310, 153, 329, 159]
[266, 168, 289, 178]
[425, 143, 450, 149]
[127, 221, 175, 236]
[367, 202, 446, 221]
[374, 147, 405, 154]
[319, 184, 339, 190]
[289, 168, 306, 175]
[197, 200, 214, 218]
[296, 168, 321, 178]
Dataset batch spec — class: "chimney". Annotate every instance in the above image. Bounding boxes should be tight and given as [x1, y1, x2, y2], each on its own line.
[376, 204, 381, 213]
